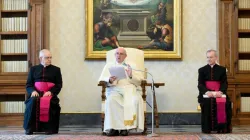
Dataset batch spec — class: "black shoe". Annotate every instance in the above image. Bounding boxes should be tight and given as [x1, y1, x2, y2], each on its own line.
[106, 129, 119, 136]
[45, 131, 57, 135]
[217, 130, 222, 133]
[202, 130, 211, 134]
[120, 130, 128, 136]
[25, 130, 33, 135]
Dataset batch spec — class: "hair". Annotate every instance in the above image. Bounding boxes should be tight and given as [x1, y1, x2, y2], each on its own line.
[102, 12, 112, 19]
[39, 49, 50, 58]
[206, 49, 218, 57]
[115, 47, 127, 55]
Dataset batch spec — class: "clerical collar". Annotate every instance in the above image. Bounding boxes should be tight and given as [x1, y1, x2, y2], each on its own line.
[40, 64, 51, 68]
[209, 64, 216, 68]
[116, 61, 126, 66]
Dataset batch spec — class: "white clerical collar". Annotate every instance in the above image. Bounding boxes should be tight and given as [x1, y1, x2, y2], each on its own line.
[210, 64, 215, 68]
[40, 63, 50, 67]
[116, 61, 126, 66]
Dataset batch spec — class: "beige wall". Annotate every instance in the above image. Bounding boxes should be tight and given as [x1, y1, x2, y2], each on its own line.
[49, 0, 218, 113]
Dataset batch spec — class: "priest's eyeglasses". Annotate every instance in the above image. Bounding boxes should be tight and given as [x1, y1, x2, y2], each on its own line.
[44, 56, 52, 59]
[115, 52, 125, 56]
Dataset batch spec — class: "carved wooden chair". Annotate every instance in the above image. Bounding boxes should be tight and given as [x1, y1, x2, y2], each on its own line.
[98, 48, 148, 134]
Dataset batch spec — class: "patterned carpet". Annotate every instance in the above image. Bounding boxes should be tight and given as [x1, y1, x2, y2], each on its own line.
[0, 126, 249, 140]
[1, 132, 250, 140]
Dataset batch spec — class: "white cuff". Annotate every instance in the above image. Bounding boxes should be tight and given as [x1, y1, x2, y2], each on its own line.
[205, 91, 209, 95]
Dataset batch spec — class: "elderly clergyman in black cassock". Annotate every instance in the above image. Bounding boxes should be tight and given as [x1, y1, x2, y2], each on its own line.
[24, 49, 62, 135]
[198, 49, 232, 133]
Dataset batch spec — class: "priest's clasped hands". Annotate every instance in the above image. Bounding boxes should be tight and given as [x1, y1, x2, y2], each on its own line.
[31, 91, 52, 97]
[206, 91, 223, 98]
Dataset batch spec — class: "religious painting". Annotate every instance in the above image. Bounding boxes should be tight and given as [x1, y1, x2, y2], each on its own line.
[85, 0, 182, 59]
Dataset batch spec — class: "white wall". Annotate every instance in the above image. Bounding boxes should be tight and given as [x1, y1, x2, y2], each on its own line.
[49, 0, 218, 113]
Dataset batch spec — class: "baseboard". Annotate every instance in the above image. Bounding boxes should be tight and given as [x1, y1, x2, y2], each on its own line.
[59, 113, 201, 126]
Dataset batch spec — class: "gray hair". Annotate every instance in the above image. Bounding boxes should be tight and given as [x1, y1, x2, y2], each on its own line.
[115, 47, 127, 55]
[39, 49, 50, 57]
[206, 49, 218, 56]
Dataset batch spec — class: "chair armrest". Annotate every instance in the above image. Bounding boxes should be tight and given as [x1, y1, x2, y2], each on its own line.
[146, 83, 165, 88]
[98, 81, 107, 101]
[98, 81, 107, 87]
[197, 105, 201, 111]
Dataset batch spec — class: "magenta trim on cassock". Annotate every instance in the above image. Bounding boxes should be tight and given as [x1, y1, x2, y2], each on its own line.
[205, 81, 227, 124]
[35, 82, 55, 122]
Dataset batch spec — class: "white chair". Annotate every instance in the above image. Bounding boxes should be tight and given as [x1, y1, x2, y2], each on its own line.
[98, 48, 148, 134]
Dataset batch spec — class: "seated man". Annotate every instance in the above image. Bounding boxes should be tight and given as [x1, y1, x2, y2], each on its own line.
[94, 12, 120, 51]
[99, 47, 144, 136]
[138, 20, 173, 51]
[198, 49, 232, 133]
[23, 49, 63, 135]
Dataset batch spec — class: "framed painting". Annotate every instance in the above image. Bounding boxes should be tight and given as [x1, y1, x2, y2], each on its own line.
[85, 0, 182, 59]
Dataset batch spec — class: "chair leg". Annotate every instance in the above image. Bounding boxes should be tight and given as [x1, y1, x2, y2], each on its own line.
[153, 93, 159, 128]
[142, 112, 147, 135]
[101, 113, 105, 134]
[142, 128, 147, 135]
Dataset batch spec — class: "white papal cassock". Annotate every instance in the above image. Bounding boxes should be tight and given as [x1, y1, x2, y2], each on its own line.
[99, 61, 144, 132]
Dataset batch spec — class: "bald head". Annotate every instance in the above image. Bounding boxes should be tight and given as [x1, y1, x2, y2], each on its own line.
[116, 47, 127, 55]
[39, 49, 50, 57]
[115, 47, 127, 63]
[39, 49, 52, 66]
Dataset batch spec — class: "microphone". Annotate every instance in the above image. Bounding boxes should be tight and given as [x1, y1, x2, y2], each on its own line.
[122, 62, 154, 88]
[123, 63, 154, 83]
[123, 62, 158, 137]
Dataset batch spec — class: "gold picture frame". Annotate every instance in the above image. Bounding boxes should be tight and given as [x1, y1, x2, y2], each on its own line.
[85, 0, 182, 59]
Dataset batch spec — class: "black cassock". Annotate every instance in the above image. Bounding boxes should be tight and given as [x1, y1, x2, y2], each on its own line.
[198, 64, 232, 133]
[23, 64, 62, 133]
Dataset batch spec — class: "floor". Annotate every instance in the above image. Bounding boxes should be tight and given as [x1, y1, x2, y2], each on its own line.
[0, 125, 249, 140]
[1, 125, 250, 133]
[56, 125, 250, 133]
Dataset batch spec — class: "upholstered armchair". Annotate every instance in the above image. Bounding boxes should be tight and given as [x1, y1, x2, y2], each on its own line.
[98, 48, 148, 134]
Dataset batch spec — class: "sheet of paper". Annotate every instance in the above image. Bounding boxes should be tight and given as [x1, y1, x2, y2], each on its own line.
[203, 94, 226, 98]
[109, 66, 127, 80]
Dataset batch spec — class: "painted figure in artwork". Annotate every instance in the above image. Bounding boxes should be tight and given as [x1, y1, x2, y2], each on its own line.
[94, 12, 121, 51]
[138, 2, 173, 51]
[93, 0, 174, 51]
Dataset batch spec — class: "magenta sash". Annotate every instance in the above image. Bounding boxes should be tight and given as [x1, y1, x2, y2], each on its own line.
[205, 81, 227, 124]
[35, 82, 55, 122]
[205, 81, 220, 91]
[216, 98, 227, 123]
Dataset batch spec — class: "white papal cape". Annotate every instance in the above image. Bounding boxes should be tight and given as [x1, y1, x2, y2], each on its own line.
[98, 61, 144, 132]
